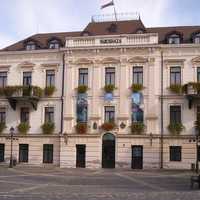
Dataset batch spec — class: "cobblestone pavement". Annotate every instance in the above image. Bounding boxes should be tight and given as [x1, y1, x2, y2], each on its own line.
[0, 166, 199, 200]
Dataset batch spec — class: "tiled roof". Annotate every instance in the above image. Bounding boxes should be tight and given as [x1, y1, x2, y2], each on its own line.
[2, 31, 81, 51]
[1, 20, 200, 51]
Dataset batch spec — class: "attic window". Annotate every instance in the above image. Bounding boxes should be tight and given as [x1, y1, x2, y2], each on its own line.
[26, 41, 36, 51]
[49, 40, 60, 49]
[107, 23, 117, 33]
[81, 31, 91, 36]
[136, 29, 145, 34]
[168, 34, 181, 44]
[194, 33, 200, 44]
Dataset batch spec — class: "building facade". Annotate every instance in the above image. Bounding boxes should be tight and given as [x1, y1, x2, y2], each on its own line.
[0, 16, 200, 169]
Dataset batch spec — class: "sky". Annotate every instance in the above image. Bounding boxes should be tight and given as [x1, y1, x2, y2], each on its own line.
[0, 0, 200, 49]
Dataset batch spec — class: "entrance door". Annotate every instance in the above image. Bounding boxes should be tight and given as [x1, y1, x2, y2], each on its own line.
[102, 133, 115, 168]
[0, 144, 5, 162]
[132, 145, 143, 169]
[76, 145, 86, 168]
[19, 144, 29, 163]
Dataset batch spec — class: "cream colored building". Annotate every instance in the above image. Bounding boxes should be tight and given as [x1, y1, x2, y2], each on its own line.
[0, 17, 200, 169]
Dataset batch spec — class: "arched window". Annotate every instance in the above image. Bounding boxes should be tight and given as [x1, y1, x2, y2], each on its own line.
[136, 29, 145, 34]
[194, 33, 200, 44]
[168, 34, 181, 44]
[25, 41, 36, 50]
[49, 40, 60, 49]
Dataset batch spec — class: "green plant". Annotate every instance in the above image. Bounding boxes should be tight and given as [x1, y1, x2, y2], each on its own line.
[0, 87, 4, 96]
[22, 86, 31, 96]
[0, 122, 6, 134]
[131, 122, 145, 134]
[101, 122, 117, 131]
[45, 86, 55, 96]
[169, 84, 183, 94]
[167, 123, 185, 135]
[41, 122, 55, 135]
[77, 85, 88, 93]
[75, 122, 88, 134]
[104, 84, 115, 93]
[131, 84, 144, 93]
[3, 86, 19, 96]
[186, 82, 200, 94]
[32, 86, 43, 97]
[17, 122, 30, 135]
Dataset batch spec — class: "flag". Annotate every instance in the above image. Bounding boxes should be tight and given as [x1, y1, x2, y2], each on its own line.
[101, 0, 114, 9]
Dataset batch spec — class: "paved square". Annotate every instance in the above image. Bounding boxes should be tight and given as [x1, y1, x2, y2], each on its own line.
[0, 166, 199, 200]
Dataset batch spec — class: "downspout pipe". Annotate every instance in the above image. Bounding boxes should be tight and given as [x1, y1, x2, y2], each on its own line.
[160, 50, 164, 169]
[60, 52, 65, 134]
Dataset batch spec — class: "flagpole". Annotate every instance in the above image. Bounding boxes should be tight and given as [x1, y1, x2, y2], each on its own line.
[113, 0, 118, 22]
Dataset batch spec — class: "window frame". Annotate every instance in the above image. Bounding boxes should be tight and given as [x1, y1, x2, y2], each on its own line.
[105, 67, 115, 86]
[0, 108, 6, 123]
[49, 40, 60, 49]
[168, 34, 181, 44]
[170, 67, 181, 85]
[170, 146, 182, 162]
[194, 33, 200, 44]
[78, 68, 88, 86]
[104, 106, 115, 123]
[20, 107, 30, 123]
[133, 66, 143, 85]
[46, 70, 55, 87]
[23, 71, 32, 86]
[170, 105, 181, 124]
[25, 42, 36, 51]
[0, 71, 7, 88]
[45, 107, 54, 123]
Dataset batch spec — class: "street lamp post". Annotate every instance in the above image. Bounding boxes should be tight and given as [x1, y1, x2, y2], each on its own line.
[9, 127, 15, 168]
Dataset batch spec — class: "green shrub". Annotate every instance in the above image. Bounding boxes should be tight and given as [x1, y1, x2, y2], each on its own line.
[169, 84, 183, 94]
[17, 122, 30, 135]
[167, 123, 185, 135]
[45, 86, 55, 96]
[32, 86, 43, 97]
[0, 122, 6, 134]
[131, 122, 145, 135]
[41, 122, 55, 135]
[131, 84, 144, 93]
[3, 86, 19, 96]
[104, 84, 115, 93]
[77, 85, 88, 93]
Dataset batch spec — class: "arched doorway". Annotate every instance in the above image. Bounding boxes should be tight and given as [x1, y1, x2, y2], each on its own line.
[102, 133, 115, 168]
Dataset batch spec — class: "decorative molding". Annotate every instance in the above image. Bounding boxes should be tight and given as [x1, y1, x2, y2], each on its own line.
[191, 56, 200, 64]
[0, 65, 11, 71]
[74, 58, 93, 65]
[64, 115, 74, 120]
[128, 56, 148, 63]
[41, 63, 60, 68]
[164, 59, 185, 65]
[18, 61, 35, 70]
[101, 57, 120, 64]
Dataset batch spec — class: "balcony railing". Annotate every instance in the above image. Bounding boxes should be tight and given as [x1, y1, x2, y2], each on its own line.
[65, 33, 158, 48]
[0, 86, 43, 110]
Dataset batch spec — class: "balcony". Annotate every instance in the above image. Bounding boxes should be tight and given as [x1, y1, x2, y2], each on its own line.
[184, 82, 200, 109]
[1, 86, 43, 110]
[65, 33, 158, 48]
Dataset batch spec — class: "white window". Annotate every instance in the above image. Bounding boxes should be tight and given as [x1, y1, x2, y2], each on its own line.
[26, 42, 36, 50]
[49, 40, 60, 49]
[168, 34, 180, 44]
[194, 33, 200, 44]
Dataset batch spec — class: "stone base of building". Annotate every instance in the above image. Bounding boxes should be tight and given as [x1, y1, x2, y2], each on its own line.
[0, 134, 198, 170]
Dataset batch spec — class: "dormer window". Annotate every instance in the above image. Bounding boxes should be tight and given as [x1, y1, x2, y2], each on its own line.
[168, 34, 181, 44]
[136, 29, 145, 34]
[194, 33, 200, 44]
[107, 23, 117, 33]
[49, 40, 60, 49]
[26, 41, 36, 50]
